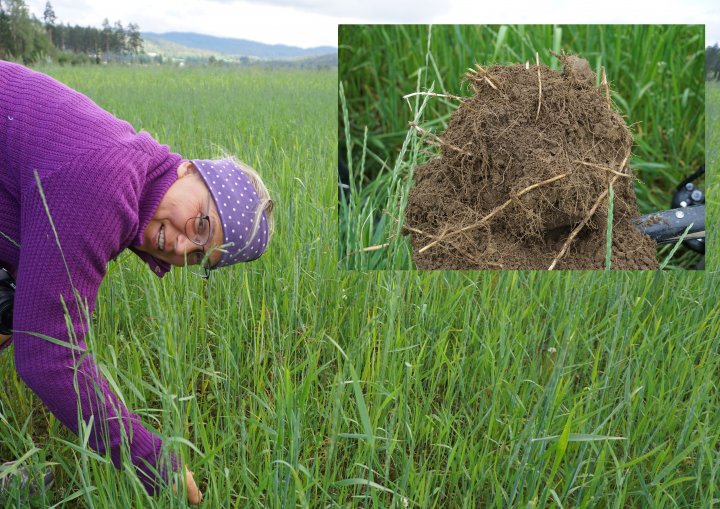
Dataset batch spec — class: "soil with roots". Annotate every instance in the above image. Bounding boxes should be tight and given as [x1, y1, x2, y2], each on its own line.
[404, 54, 658, 270]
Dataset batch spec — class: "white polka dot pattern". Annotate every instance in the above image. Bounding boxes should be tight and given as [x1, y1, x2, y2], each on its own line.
[192, 159, 269, 267]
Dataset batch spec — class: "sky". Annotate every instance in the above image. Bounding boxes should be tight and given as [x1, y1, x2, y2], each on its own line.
[26, 0, 720, 49]
[25, 0, 342, 48]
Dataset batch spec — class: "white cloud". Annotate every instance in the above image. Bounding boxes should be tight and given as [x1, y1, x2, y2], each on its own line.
[704, 16, 720, 46]
[26, 0, 340, 48]
[433, 0, 713, 25]
[26, 0, 720, 47]
[206, 0, 446, 22]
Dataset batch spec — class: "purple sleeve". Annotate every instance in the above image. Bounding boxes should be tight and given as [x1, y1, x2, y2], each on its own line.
[12, 148, 179, 494]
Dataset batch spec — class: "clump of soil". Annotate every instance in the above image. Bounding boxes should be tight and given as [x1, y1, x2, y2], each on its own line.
[404, 53, 658, 270]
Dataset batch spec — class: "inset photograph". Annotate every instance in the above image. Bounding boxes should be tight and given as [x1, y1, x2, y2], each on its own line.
[339, 25, 705, 270]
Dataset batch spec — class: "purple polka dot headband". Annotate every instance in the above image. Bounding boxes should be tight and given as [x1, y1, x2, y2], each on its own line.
[191, 159, 269, 267]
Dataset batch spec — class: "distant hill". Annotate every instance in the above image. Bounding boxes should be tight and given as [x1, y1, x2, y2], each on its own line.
[142, 32, 336, 59]
[141, 37, 217, 59]
[302, 53, 338, 67]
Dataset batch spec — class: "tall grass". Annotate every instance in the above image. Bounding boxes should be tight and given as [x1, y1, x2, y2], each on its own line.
[707, 81, 719, 271]
[0, 66, 717, 509]
[0, 65, 337, 507]
[5, 268, 720, 507]
[339, 25, 705, 269]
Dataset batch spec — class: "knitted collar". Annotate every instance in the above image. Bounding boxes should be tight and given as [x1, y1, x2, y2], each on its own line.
[129, 154, 182, 278]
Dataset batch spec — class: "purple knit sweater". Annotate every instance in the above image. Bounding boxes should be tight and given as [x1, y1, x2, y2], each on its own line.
[0, 61, 182, 494]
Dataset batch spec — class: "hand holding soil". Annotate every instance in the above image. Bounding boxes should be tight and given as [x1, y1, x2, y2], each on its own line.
[404, 53, 658, 270]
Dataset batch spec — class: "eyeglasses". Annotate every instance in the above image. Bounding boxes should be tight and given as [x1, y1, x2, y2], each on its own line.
[185, 192, 213, 279]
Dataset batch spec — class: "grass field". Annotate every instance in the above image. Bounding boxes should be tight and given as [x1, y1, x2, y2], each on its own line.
[709, 81, 720, 259]
[0, 65, 337, 507]
[1, 65, 718, 508]
[339, 25, 705, 270]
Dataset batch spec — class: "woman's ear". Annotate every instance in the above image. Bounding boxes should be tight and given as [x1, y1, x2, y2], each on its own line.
[177, 161, 198, 179]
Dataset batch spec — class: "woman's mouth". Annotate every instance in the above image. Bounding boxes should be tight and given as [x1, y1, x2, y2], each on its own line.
[157, 224, 165, 251]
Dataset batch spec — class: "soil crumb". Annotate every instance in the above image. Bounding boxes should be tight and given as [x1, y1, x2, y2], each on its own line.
[404, 54, 658, 270]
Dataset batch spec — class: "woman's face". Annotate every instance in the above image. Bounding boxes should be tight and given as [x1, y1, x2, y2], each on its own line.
[137, 162, 224, 268]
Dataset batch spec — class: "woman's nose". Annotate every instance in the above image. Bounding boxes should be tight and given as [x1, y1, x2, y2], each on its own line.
[174, 233, 192, 255]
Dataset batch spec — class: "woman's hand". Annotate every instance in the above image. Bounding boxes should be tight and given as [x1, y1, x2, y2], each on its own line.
[185, 468, 202, 504]
[175, 467, 202, 504]
[0, 334, 10, 346]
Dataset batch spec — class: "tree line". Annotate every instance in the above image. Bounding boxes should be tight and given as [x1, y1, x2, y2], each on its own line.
[0, 0, 143, 64]
[707, 44, 720, 81]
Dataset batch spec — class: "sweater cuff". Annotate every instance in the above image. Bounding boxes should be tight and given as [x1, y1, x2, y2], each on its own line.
[134, 438, 181, 495]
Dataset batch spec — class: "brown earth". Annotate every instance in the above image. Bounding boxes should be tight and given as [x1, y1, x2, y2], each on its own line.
[404, 53, 658, 270]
